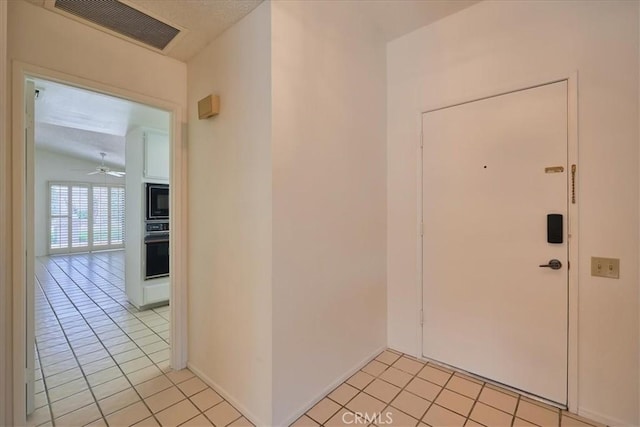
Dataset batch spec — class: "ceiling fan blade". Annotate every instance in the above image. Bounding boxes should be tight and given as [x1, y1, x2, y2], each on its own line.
[87, 171, 100, 175]
[107, 171, 125, 177]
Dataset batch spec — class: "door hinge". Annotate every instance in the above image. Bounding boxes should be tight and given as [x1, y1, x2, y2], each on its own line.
[420, 221, 424, 237]
[420, 309, 424, 325]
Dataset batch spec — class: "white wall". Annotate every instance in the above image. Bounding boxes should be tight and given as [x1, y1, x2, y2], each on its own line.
[7, 1, 186, 109]
[34, 149, 125, 256]
[186, 2, 272, 425]
[387, 1, 639, 425]
[271, 1, 387, 424]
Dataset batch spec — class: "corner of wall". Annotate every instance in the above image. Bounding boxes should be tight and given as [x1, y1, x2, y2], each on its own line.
[0, 0, 11, 423]
[185, 0, 273, 423]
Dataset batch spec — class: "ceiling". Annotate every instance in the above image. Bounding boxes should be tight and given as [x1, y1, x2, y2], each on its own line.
[25, 0, 264, 62]
[359, 0, 480, 42]
[28, 0, 479, 168]
[24, 0, 478, 62]
[33, 78, 170, 168]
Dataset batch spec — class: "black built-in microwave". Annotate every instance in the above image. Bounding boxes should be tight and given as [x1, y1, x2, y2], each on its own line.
[146, 183, 169, 220]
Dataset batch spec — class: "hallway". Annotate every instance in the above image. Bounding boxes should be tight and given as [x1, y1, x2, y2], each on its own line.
[29, 252, 252, 427]
[26, 252, 607, 427]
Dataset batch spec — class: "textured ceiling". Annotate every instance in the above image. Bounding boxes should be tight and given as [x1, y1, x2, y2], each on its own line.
[126, 0, 263, 61]
[25, 0, 263, 61]
[24, 0, 478, 61]
[358, 0, 481, 42]
[26, 0, 481, 166]
[34, 78, 170, 168]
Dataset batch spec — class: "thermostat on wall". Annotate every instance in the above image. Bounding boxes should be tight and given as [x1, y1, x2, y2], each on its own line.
[198, 94, 220, 119]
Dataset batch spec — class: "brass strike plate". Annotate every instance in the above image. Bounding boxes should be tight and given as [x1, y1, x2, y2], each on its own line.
[545, 166, 564, 173]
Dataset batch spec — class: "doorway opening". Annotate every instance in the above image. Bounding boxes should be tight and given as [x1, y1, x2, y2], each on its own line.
[23, 76, 177, 425]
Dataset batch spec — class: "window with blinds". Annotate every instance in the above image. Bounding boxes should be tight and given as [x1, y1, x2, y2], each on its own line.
[49, 182, 125, 253]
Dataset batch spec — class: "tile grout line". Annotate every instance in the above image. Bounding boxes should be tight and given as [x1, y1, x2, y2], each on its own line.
[420, 363, 458, 426]
[369, 357, 429, 423]
[33, 260, 106, 425]
[43, 256, 169, 426]
[39, 256, 165, 424]
[32, 281, 55, 426]
[301, 351, 535, 427]
[466, 382, 487, 427]
[48, 255, 170, 365]
[320, 354, 447, 426]
[49, 255, 135, 317]
[45, 253, 230, 426]
[377, 358, 432, 423]
[511, 395, 523, 427]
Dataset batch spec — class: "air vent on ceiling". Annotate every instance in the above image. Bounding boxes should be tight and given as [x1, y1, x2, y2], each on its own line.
[54, 0, 180, 51]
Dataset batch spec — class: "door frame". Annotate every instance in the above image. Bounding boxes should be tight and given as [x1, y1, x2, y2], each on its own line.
[416, 73, 579, 412]
[0, 1, 9, 425]
[10, 61, 189, 426]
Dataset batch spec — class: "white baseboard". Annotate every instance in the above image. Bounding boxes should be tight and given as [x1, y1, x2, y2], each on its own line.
[387, 341, 418, 359]
[187, 362, 265, 427]
[578, 407, 632, 427]
[280, 345, 387, 427]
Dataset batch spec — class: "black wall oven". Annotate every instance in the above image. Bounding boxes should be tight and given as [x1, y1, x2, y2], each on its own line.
[146, 183, 169, 220]
[144, 231, 169, 280]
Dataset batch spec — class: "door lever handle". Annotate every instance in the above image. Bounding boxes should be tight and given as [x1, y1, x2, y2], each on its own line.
[539, 259, 562, 270]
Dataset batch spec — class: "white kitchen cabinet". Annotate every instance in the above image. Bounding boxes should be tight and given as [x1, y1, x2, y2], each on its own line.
[125, 127, 171, 309]
[144, 130, 170, 181]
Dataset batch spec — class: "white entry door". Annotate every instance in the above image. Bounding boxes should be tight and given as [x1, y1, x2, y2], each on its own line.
[422, 81, 568, 404]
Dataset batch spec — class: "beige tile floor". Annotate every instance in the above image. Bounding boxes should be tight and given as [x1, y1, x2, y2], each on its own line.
[29, 251, 252, 427]
[293, 350, 607, 427]
[29, 252, 607, 427]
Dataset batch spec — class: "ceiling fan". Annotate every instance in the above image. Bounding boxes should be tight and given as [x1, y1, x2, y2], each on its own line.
[88, 152, 125, 177]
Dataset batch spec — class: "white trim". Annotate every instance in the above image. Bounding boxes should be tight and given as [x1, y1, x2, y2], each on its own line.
[25, 79, 35, 416]
[577, 407, 630, 427]
[415, 112, 424, 361]
[12, 60, 26, 427]
[10, 61, 188, 424]
[189, 347, 387, 426]
[187, 363, 264, 426]
[271, 345, 387, 426]
[0, 0, 9, 423]
[566, 72, 579, 414]
[171, 117, 188, 370]
[417, 72, 579, 412]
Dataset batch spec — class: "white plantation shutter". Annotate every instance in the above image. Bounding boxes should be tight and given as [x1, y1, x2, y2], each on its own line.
[50, 185, 69, 249]
[110, 187, 125, 245]
[93, 186, 109, 246]
[49, 182, 125, 253]
[71, 186, 89, 248]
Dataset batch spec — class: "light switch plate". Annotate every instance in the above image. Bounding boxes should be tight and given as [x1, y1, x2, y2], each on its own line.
[591, 257, 620, 279]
